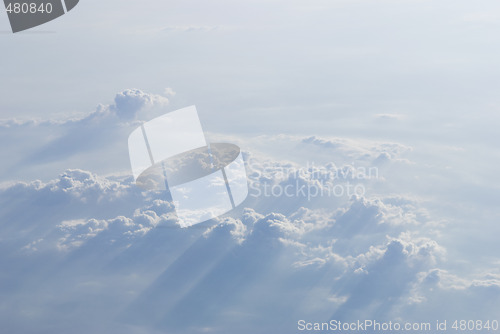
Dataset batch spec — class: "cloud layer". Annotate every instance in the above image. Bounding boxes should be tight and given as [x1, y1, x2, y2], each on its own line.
[0, 89, 172, 182]
[0, 149, 498, 333]
[0, 90, 499, 334]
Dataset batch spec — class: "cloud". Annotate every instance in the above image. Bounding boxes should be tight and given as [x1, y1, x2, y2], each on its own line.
[400, 269, 500, 320]
[0, 169, 149, 253]
[163, 87, 176, 96]
[111, 88, 169, 120]
[0, 88, 169, 129]
[0, 135, 497, 333]
[0, 88, 172, 182]
[301, 135, 412, 163]
[220, 133, 413, 169]
[328, 233, 446, 321]
[0, 174, 487, 333]
[203, 216, 248, 244]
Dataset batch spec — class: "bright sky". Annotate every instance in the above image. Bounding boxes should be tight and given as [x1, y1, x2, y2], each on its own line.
[1, 1, 500, 333]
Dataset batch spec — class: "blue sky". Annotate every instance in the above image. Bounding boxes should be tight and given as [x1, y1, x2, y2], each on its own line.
[1, 1, 500, 333]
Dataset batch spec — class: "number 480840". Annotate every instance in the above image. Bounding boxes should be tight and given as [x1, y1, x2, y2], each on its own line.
[452, 320, 499, 331]
[5, 2, 53, 14]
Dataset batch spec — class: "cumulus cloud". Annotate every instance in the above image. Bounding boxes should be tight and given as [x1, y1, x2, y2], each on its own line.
[0, 88, 172, 182]
[0, 129, 497, 333]
[111, 88, 169, 119]
[300, 136, 411, 161]
[0, 162, 499, 333]
[398, 269, 500, 320]
[0, 88, 169, 129]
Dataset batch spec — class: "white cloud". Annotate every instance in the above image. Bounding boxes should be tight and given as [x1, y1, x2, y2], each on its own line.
[0, 89, 172, 182]
[111, 88, 169, 119]
[301, 135, 412, 161]
[0, 112, 498, 333]
[0, 89, 169, 129]
[0, 161, 497, 333]
[1, 0, 500, 331]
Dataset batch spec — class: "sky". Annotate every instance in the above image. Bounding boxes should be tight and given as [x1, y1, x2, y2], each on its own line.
[1, 1, 500, 333]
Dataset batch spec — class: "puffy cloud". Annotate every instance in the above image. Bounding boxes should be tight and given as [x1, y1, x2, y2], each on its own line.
[203, 216, 248, 244]
[0, 88, 169, 129]
[399, 269, 500, 320]
[0, 88, 172, 182]
[0, 169, 151, 256]
[301, 135, 412, 162]
[0, 137, 497, 333]
[111, 88, 169, 119]
[0, 169, 139, 209]
[208, 133, 412, 168]
[323, 233, 446, 321]
[331, 196, 427, 237]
